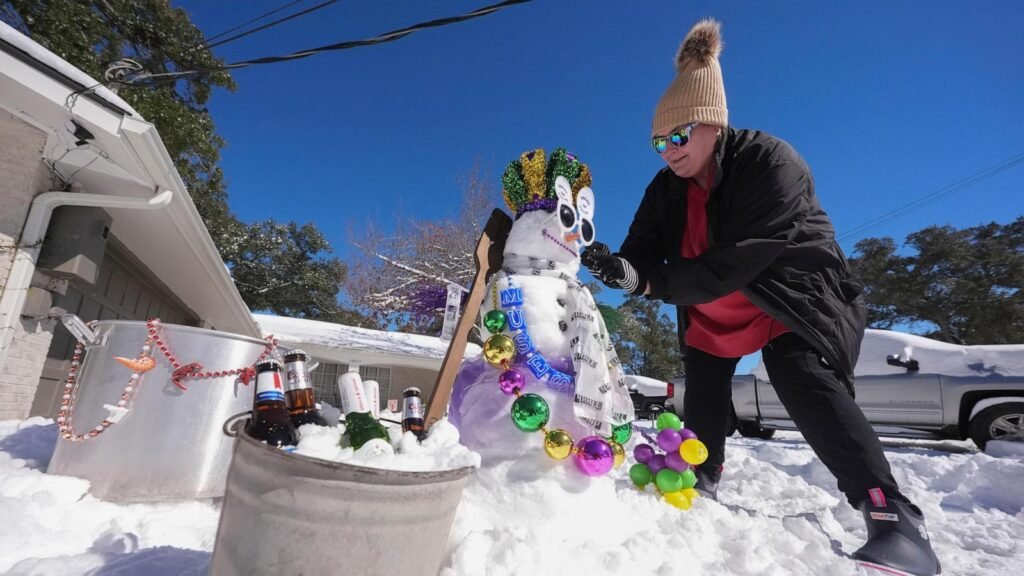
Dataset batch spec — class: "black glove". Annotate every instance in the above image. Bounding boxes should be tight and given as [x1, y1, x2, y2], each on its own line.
[581, 242, 644, 294]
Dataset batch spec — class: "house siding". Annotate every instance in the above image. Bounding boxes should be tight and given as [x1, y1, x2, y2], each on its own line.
[0, 109, 56, 420]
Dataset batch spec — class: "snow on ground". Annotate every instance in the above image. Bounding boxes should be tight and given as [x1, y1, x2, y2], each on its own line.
[2, 418, 1022, 575]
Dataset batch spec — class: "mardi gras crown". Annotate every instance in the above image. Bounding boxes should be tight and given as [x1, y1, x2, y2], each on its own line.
[502, 148, 592, 218]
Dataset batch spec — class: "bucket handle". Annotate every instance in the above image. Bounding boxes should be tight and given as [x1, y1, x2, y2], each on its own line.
[223, 410, 252, 438]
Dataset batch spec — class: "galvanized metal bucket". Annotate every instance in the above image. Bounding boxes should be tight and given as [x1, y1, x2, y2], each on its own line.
[47, 320, 270, 502]
[210, 418, 475, 576]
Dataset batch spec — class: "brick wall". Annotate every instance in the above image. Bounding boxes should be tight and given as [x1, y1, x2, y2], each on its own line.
[0, 109, 55, 420]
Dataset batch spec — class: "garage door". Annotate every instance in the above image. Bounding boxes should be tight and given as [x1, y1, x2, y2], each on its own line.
[30, 237, 198, 417]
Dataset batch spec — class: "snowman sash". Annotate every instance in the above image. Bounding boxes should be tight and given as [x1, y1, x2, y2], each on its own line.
[497, 253, 634, 434]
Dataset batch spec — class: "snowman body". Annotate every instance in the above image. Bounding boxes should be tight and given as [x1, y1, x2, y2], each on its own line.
[451, 190, 631, 464]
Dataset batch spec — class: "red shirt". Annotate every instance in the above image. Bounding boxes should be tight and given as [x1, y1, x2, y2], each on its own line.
[682, 174, 789, 358]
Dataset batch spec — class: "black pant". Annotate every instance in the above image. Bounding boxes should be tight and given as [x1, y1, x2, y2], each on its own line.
[682, 332, 905, 507]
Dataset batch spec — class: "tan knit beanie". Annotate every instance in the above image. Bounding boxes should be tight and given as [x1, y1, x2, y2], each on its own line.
[652, 18, 728, 135]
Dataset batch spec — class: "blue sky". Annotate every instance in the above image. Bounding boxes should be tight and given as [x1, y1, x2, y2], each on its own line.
[175, 1, 1024, 373]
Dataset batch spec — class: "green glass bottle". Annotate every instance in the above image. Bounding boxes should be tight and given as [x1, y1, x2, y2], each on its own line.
[342, 411, 389, 450]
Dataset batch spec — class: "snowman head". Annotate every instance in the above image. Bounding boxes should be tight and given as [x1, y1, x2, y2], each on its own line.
[501, 148, 596, 264]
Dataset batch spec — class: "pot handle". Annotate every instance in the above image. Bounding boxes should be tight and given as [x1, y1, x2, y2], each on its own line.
[222, 410, 252, 438]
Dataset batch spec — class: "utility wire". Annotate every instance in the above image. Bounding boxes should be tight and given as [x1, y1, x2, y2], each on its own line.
[837, 152, 1024, 242]
[204, 0, 342, 50]
[199, 0, 307, 47]
[113, 0, 532, 84]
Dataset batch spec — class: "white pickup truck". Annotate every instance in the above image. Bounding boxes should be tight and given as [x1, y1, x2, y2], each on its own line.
[670, 329, 1024, 449]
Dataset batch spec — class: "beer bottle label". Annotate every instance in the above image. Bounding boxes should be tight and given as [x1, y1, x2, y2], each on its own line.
[285, 362, 311, 391]
[255, 369, 286, 403]
[338, 371, 369, 414]
[403, 396, 424, 419]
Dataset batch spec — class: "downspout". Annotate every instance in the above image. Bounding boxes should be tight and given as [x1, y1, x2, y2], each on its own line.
[0, 189, 174, 372]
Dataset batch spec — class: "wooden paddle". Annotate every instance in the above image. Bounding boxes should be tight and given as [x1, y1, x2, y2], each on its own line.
[424, 208, 512, 427]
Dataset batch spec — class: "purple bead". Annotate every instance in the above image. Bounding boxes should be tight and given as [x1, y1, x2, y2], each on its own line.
[648, 453, 667, 474]
[633, 443, 655, 464]
[498, 369, 525, 395]
[657, 429, 682, 452]
[679, 428, 698, 441]
[665, 450, 690, 473]
[574, 436, 614, 476]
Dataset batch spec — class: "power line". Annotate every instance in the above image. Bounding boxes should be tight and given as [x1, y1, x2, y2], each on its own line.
[837, 152, 1024, 243]
[112, 0, 533, 84]
[204, 0, 342, 50]
[199, 0, 307, 47]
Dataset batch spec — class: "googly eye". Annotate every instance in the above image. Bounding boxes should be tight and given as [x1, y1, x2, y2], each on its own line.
[558, 202, 577, 231]
[580, 218, 595, 246]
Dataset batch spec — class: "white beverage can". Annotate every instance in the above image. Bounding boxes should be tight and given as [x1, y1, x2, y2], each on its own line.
[363, 379, 381, 419]
[337, 371, 368, 414]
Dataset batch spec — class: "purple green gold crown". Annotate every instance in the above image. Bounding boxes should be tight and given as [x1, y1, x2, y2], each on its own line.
[501, 148, 592, 218]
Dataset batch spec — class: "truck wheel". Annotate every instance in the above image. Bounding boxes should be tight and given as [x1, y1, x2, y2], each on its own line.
[737, 420, 775, 440]
[969, 402, 1024, 450]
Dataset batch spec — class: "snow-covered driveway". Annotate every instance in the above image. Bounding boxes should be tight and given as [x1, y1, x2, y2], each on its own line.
[1, 418, 1021, 575]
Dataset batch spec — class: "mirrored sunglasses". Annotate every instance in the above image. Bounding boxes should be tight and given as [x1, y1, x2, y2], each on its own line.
[651, 122, 698, 154]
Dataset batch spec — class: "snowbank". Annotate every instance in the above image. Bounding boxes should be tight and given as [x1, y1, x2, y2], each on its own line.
[754, 328, 1024, 379]
[2, 419, 1022, 574]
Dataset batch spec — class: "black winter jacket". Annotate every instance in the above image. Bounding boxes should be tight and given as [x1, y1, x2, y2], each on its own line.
[618, 127, 867, 387]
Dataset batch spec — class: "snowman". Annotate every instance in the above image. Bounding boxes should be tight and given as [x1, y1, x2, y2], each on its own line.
[450, 148, 634, 475]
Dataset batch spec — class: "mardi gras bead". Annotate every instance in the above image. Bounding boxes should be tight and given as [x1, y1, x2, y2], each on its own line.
[610, 422, 633, 445]
[633, 443, 655, 464]
[657, 428, 682, 452]
[679, 428, 698, 442]
[574, 435, 614, 476]
[498, 369, 525, 395]
[648, 453, 667, 474]
[484, 309, 508, 334]
[680, 438, 709, 465]
[681, 488, 700, 502]
[663, 490, 692, 510]
[484, 334, 516, 368]
[544, 428, 574, 460]
[664, 450, 690, 473]
[679, 468, 697, 490]
[610, 441, 626, 468]
[655, 412, 682, 432]
[629, 463, 653, 487]
[510, 393, 549, 432]
[655, 468, 684, 493]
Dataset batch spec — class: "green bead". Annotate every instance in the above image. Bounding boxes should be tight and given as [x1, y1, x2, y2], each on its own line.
[629, 463, 652, 487]
[510, 393, 550, 432]
[655, 412, 682, 431]
[610, 422, 633, 445]
[655, 468, 683, 493]
[484, 309, 507, 333]
[678, 468, 697, 490]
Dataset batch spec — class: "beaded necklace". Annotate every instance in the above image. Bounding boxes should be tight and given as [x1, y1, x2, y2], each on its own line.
[480, 272, 632, 476]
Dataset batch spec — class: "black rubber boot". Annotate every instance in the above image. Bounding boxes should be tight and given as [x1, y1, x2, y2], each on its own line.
[852, 498, 941, 576]
[693, 467, 719, 501]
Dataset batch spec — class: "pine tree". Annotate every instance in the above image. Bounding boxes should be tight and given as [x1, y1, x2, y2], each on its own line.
[612, 295, 685, 380]
[850, 217, 1024, 344]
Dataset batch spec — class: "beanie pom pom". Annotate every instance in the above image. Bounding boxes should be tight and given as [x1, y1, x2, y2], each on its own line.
[675, 18, 722, 70]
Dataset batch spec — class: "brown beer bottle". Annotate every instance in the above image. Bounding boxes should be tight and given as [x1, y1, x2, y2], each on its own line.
[283, 350, 327, 427]
[247, 359, 299, 449]
[402, 387, 426, 440]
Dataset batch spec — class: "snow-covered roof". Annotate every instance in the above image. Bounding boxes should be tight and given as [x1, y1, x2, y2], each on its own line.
[0, 21, 136, 116]
[0, 21, 258, 337]
[754, 329, 1024, 379]
[253, 314, 481, 370]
